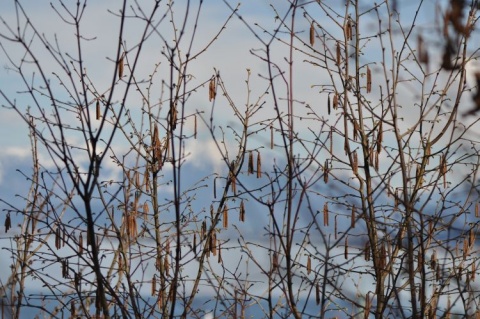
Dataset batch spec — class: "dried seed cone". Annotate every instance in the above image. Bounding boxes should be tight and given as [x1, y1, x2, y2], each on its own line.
[309, 22, 315, 46]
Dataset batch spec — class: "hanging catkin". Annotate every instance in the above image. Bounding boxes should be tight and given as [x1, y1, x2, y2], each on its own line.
[256, 151, 262, 178]
[309, 22, 315, 46]
[118, 53, 124, 78]
[366, 66, 372, 93]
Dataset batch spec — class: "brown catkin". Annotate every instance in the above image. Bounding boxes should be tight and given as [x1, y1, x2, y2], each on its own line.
[336, 42, 341, 65]
[118, 53, 124, 79]
[248, 151, 254, 175]
[217, 242, 222, 263]
[79, 233, 83, 254]
[272, 252, 279, 270]
[4, 213, 11, 233]
[333, 92, 339, 109]
[307, 255, 312, 275]
[364, 242, 370, 261]
[344, 236, 349, 259]
[144, 167, 150, 193]
[213, 177, 217, 199]
[346, 20, 353, 40]
[476, 202, 479, 218]
[230, 171, 237, 195]
[194, 115, 197, 139]
[151, 275, 156, 296]
[96, 100, 101, 120]
[324, 160, 329, 183]
[223, 204, 228, 229]
[143, 202, 149, 221]
[211, 231, 217, 256]
[323, 203, 329, 226]
[329, 127, 333, 154]
[351, 205, 356, 228]
[239, 200, 245, 222]
[193, 233, 197, 254]
[327, 94, 331, 115]
[309, 22, 315, 46]
[316, 283, 320, 305]
[201, 220, 207, 240]
[270, 124, 274, 149]
[366, 66, 372, 93]
[353, 150, 358, 174]
[377, 121, 383, 154]
[256, 151, 262, 178]
[209, 77, 216, 101]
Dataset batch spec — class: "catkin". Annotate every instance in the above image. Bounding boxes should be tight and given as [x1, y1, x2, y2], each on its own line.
[96, 100, 101, 120]
[307, 255, 312, 275]
[366, 66, 372, 93]
[353, 150, 358, 174]
[327, 94, 331, 115]
[239, 200, 245, 222]
[151, 275, 156, 296]
[4, 213, 11, 233]
[194, 115, 197, 139]
[333, 92, 338, 109]
[309, 22, 315, 46]
[324, 160, 329, 183]
[344, 236, 349, 259]
[79, 233, 83, 254]
[323, 203, 329, 226]
[209, 77, 216, 101]
[118, 53, 124, 78]
[336, 42, 341, 65]
[256, 151, 262, 178]
[223, 204, 228, 229]
[270, 124, 274, 149]
[346, 20, 353, 41]
[351, 205, 356, 228]
[248, 151, 254, 175]
[377, 121, 383, 154]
